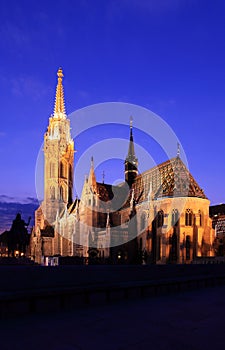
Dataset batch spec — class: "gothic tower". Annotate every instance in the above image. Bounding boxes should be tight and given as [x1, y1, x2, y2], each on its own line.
[43, 68, 74, 225]
[125, 117, 138, 187]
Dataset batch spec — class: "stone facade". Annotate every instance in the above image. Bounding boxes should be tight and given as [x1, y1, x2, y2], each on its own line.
[30, 69, 214, 264]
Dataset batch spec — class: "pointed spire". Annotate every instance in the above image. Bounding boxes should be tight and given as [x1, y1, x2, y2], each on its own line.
[127, 116, 135, 159]
[53, 68, 66, 118]
[88, 156, 97, 190]
[125, 117, 138, 187]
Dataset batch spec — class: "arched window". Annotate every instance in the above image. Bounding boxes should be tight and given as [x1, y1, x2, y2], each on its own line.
[141, 213, 146, 231]
[169, 230, 178, 262]
[68, 187, 73, 203]
[171, 209, 179, 226]
[185, 209, 193, 226]
[50, 186, 55, 200]
[157, 210, 164, 228]
[186, 235, 191, 260]
[60, 162, 63, 177]
[60, 186, 64, 201]
[50, 162, 56, 178]
[60, 161, 67, 178]
[198, 210, 202, 226]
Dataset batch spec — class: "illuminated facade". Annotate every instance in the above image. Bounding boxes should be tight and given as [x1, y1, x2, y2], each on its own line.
[30, 69, 214, 264]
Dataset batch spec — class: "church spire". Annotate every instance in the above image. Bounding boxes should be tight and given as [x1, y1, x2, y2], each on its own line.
[127, 117, 135, 159]
[88, 156, 97, 191]
[53, 68, 66, 118]
[125, 117, 138, 187]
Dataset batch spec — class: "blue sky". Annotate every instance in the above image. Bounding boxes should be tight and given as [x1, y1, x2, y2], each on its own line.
[1, 0, 225, 211]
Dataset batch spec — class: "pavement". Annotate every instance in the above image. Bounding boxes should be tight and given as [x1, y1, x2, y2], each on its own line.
[0, 285, 225, 350]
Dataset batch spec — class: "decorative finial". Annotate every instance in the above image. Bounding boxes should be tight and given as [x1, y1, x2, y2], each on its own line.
[57, 67, 64, 79]
[102, 170, 105, 184]
[130, 116, 133, 129]
[177, 142, 180, 158]
[91, 156, 94, 167]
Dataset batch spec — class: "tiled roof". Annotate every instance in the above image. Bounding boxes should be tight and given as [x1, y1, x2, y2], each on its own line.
[133, 156, 206, 202]
[95, 157, 207, 210]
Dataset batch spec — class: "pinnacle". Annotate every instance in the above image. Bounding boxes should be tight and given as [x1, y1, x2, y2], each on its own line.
[53, 68, 66, 117]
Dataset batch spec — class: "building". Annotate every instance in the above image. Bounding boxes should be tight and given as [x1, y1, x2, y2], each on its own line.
[30, 69, 214, 264]
[210, 204, 225, 256]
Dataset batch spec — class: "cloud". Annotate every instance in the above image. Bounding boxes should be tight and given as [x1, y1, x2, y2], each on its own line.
[0, 195, 39, 205]
[0, 195, 15, 203]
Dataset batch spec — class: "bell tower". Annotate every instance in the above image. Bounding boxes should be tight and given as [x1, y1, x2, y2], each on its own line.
[43, 68, 74, 225]
[125, 117, 138, 187]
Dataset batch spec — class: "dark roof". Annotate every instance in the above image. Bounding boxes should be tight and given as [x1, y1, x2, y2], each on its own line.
[41, 225, 54, 237]
[96, 183, 114, 202]
[209, 204, 225, 217]
[96, 182, 129, 211]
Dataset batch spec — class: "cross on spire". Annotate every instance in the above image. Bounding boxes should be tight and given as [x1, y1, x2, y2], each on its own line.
[177, 142, 180, 158]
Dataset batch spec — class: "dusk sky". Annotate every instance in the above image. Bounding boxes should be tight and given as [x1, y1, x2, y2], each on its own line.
[1, 0, 225, 223]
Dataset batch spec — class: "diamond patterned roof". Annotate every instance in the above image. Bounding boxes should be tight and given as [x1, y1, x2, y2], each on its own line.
[133, 156, 207, 202]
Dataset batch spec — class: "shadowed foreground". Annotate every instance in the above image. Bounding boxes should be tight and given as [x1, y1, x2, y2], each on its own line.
[0, 285, 224, 350]
[1, 264, 225, 321]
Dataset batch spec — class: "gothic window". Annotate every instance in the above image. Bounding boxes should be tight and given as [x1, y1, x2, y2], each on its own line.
[60, 186, 64, 201]
[199, 210, 202, 226]
[169, 231, 178, 262]
[50, 186, 55, 200]
[60, 161, 67, 178]
[68, 187, 73, 203]
[185, 209, 193, 226]
[157, 210, 164, 228]
[60, 162, 63, 177]
[171, 209, 179, 226]
[50, 162, 56, 178]
[186, 235, 191, 260]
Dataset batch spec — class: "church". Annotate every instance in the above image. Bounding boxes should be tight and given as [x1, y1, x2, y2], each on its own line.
[30, 69, 214, 265]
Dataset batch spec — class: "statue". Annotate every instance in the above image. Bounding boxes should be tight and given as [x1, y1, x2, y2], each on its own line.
[7, 213, 31, 257]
